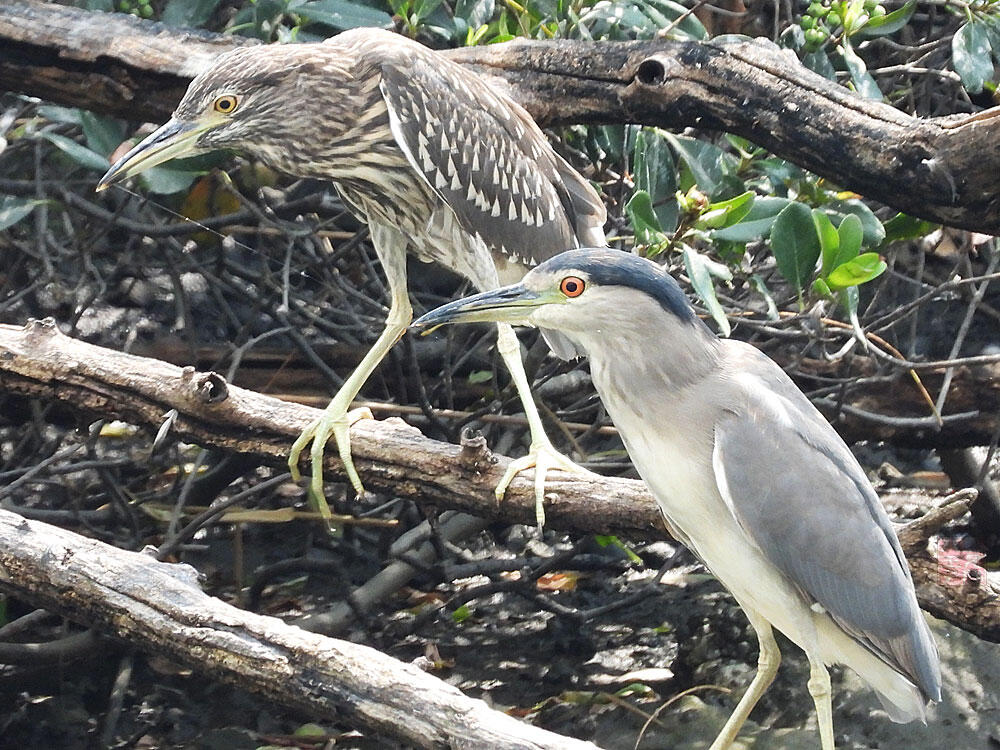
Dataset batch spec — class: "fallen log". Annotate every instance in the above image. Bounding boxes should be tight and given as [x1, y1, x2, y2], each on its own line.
[0, 507, 599, 750]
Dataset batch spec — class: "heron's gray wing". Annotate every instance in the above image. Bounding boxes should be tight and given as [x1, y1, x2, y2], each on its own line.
[378, 54, 606, 264]
[711, 346, 939, 700]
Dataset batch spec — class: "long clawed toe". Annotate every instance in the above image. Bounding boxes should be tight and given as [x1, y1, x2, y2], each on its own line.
[289, 406, 374, 520]
[494, 441, 595, 529]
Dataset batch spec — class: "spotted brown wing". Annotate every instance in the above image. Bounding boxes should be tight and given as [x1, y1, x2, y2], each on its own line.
[379, 52, 605, 266]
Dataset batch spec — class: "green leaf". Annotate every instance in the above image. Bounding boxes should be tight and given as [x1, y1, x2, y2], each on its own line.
[750, 274, 780, 320]
[802, 50, 837, 80]
[632, 129, 678, 232]
[825, 198, 885, 245]
[758, 157, 804, 188]
[770, 202, 821, 292]
[881, 213, 939, 244]
[0, 196, 43, 231]
[139, 166, 201, 195]
[812, 209, 840, 277]
[711, 197, 791, 242]
[953, 22, 994, 95]
[467, 369, 492, 384]
[588, 125, 627, 163]
[80, 111, 125, 158]
[412, 0, 444, 21]
[841, 0, 868, 37]
[625, 190, 664, 245]
[858, 0, 915, 38]
[593, 534, 643, 563]
[841, 0, 868, 36]
[162, 0, 224, 27]
[452, 604, 471, 623]
[985, 17, 1000, 64]
[661, 132, 735, 195]
[645, 0, 707, 40]
[37, 105, 83, 125]
[465, 23, 489, 45]
[836, 213, 864, 258]
[293, 724, 327, 738]
[41, 132, 110, 172]
[779, 23, 804, 51]
[454, 0, 494, 30]
[841, 285, 865, 345]
[826, 252, 887, 290]
[696, 191, 754, 230]
[298, 0, 393, 30]
[682, 246, 732, 337]
[811, 276, 833, 297]
[576, 0, 698, 42]
[839, 42, 882, 99]
[817, 211, 865, 279]
[615, 682, 655, 697]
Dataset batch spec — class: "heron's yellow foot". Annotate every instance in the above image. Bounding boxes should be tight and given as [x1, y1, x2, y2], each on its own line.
[288, 404, 374, 519]
[495, 439, 597, 529]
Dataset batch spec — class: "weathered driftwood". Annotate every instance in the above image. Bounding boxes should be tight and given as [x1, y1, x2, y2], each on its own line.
[0, 508, 599, 750]
[896, 494, 1000, 643]
[0, 319, 997, 641]
[0, 319, 661, 537]
[2, 0, 1000, 232]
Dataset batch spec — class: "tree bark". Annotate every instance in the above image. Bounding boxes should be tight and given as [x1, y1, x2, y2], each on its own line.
[0, 319, 662, 537]
[0, 319, 997, 641]
[0, 507, 599, 750]
[2, 0, 1000, 232]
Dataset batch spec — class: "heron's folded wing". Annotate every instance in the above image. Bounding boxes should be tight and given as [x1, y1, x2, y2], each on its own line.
[711, 360, 939, 698]
[378, 55, 605, 264]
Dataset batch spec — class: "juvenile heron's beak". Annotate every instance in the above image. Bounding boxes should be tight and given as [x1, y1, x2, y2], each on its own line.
[97, 119, 208, 191]
[411, 283, 558, 331]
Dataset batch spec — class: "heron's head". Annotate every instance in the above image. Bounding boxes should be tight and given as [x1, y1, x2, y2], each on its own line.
[97, 44, 352, 190]
[412, 248, 704, 360]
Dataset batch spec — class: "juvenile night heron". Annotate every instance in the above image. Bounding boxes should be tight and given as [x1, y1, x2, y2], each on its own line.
[412, 248, 941, 749]
[97, 29, 606, 522]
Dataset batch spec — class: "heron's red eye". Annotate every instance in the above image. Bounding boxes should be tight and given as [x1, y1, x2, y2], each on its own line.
[560, 276, 585, 298]
[213, 95, 239, 114]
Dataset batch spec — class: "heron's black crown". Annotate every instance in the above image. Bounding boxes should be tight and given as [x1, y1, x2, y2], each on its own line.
[540, 248, 696, 323]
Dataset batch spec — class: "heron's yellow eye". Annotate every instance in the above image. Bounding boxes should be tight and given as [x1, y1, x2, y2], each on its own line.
[213, 95, 239, 114]
[560, 276, 585, 298]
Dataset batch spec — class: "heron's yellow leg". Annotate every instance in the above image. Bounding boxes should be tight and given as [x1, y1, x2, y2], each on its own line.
[709, 612, 781, 750]
[288, 297, 410, 512]
[493, 322, 597, 529]
[807, 655, 836, 750]
[289, 224, 412, 516]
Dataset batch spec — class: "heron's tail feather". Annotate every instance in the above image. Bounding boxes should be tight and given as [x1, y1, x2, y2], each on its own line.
[815, 616, 930, 723]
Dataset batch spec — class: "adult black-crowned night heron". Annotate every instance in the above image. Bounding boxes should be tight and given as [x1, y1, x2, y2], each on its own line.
[412, 248, 941, 749]
[97, 29, 606, 523]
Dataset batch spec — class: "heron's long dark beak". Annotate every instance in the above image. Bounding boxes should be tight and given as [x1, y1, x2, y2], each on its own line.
[412, 283, 557, 331]
[97, 119, 208, 191]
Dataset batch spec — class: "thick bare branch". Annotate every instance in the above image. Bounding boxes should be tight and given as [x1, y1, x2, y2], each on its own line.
[1, 0, 1000, 232]
[0, 508, 598, 750]
[897, 494, 1000, 643]
[0, 319, 663, 537]
[0, 320, 997, 640]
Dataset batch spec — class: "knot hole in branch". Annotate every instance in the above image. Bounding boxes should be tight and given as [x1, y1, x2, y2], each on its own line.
[197, 372, 229, 404]
[636, 57, 667, 86]
[459, 426, 494, 472]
